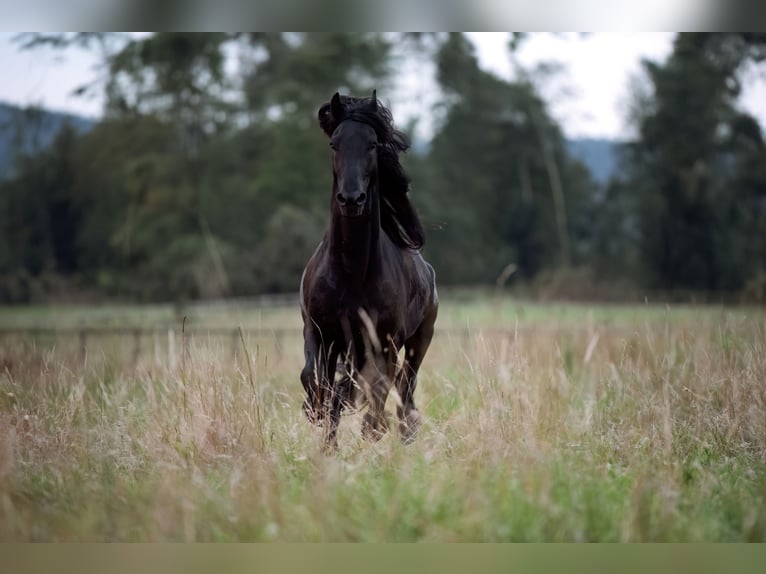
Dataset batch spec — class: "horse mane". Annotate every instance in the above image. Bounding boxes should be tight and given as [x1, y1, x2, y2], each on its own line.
[318, 92, 425, 250]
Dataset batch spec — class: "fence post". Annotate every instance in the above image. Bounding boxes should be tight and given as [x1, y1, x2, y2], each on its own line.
[153, 330, 160, 366]
[132, 329, 141, 366]
[79, 329, 87, 365]
[275, 330, 283, 360]
[182, 317, 189, 374]
[168, 328, 176, 371]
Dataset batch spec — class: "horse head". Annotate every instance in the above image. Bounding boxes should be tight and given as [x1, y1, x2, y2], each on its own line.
[317, 90, 424, 249]
[318, 92, 380, 218]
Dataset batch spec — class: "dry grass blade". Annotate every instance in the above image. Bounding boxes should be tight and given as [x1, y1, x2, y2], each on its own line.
[0, 300, 764, 541]
[238, 325, 265, 451]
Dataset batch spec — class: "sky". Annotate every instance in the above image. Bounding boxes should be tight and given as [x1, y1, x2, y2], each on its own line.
[470, 32, 676, 139]
[1, 32, 765, 141]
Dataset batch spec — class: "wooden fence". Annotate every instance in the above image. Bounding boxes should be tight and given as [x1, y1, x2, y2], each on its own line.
[0, 323, 631, 367]
[0, 326, 301, 365]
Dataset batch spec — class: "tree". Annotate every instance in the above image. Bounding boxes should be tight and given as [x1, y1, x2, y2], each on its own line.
[5, 33, 396, 301]
[0, 123, 82, 301]
[418, 33, 595, 285]
[620, 33, 766, 293]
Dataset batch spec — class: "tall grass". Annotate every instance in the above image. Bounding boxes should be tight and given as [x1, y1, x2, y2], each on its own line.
[0, 303, 764, 541]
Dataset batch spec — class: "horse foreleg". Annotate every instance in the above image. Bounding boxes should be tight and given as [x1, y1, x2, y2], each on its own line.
[300, 361, 322, 426]
[321, 350, 341, 450]
[300, 326, 336, 427]
[359, 352, 392, 442]
[397, 312, 436, 444]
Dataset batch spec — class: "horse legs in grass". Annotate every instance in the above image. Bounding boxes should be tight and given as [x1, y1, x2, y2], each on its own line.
[360, 350, 393, 442]
[300, 326, 340, 449]
[396, 316, 436, 444]
[322, 353, 344, 450]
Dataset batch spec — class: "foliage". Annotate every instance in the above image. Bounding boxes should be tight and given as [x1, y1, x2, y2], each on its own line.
[2, 33, 765, 302]
[608, 33, 766, 293]
[418, 34, 596, 284]
[1, 33, 393, 302]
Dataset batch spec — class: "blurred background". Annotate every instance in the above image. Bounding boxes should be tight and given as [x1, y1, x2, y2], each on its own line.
[1, 32, 765, 305]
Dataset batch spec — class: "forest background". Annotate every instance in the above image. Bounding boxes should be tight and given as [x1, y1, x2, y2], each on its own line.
[1, 33, 765, 305]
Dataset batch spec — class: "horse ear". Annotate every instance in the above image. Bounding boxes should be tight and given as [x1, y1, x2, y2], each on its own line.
[331, 92, 343, 119]
[318, 92, 343, 137]
[371, 89, 378, 111]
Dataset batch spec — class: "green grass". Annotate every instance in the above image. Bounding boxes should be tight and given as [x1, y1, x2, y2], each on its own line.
[0, 298, 765, 541]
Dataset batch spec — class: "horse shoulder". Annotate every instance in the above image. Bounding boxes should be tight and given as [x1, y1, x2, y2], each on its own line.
[300, 240, 330, 315]
[374, 241, 434, 338]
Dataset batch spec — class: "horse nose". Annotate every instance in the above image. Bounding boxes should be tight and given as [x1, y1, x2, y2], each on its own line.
[336, 191, 366, 206]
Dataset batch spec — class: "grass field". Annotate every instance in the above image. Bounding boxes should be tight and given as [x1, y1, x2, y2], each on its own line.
[0, 296, 765, 541]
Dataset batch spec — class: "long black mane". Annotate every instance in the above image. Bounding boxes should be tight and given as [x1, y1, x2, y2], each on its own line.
[318, 93, 425, 250]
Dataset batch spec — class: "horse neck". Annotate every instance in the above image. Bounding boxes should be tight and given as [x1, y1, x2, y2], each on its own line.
[329, 182, 381, 292]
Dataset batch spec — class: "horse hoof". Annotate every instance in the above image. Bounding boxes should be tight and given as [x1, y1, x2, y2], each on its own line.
[303, 400, 324, 427]
[322, 440, 339, 455]
[361, 412, 389, 442]
[399, 409, 422, 444]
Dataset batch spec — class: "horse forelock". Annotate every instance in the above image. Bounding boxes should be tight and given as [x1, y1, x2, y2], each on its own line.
[322, 94, 408, 150]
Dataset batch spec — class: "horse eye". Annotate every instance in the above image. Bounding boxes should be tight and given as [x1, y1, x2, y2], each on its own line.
[369, 143, 377, 151]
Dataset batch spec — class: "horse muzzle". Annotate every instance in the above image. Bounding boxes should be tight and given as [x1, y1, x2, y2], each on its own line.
[336, 189, 367, 217]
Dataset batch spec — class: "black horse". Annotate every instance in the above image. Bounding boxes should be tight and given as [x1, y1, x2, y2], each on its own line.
[299, 91, 438, 449]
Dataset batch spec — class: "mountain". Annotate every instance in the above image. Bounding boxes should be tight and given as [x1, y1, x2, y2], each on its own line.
[0, 102, 620, 186]
[0, 102, 95, 179]
[413, 136, 620, 184]
[565, 137, 621, 184]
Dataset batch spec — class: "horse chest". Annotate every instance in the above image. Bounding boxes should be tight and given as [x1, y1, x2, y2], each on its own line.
[308, 280, 401, 340]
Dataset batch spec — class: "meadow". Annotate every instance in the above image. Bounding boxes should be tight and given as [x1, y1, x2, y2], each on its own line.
[0, 295, 764, 541]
